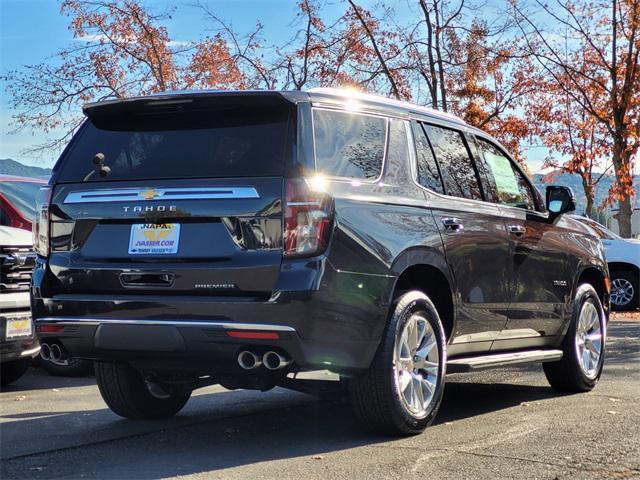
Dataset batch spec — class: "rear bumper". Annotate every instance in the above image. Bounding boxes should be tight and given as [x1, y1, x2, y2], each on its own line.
[33, 316, 374, 372]
[32, 258, 395, 372]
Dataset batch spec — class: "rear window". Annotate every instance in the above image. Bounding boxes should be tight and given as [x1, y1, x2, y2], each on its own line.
[313, 109, 386, 179]
[57, 104, 292, 182]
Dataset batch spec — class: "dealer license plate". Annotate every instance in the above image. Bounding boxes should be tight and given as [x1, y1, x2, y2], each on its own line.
[5, 315, 32, 339]
[128, 223, 181, 255]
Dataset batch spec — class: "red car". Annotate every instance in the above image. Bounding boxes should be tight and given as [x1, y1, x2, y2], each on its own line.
[0, 175, 48, 231]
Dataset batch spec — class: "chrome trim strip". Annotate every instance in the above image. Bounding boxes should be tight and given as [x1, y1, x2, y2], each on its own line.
[36, 317, 296, 332]
[64, 187, 260, 204]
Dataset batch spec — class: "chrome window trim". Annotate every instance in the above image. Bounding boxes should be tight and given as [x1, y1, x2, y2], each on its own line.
[36, 317, 297, 332]
[64, 187, 260, 204]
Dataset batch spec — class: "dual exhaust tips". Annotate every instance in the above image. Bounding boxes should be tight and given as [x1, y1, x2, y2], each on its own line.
[40, 342, 65, 362]
[238, 350, 291, 371]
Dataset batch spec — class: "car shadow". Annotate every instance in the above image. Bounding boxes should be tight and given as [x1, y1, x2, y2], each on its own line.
[1, 379, 570, 479]
[0, 367, 95, 392]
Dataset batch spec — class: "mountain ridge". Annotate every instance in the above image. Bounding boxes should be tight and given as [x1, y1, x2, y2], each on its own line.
[0, 158, 52, 177]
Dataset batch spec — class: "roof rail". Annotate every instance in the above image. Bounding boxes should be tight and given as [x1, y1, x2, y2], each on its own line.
[306, 87, 466, 125]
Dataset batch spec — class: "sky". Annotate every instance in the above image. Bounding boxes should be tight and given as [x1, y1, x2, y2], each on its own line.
[0, 0, 549, 171]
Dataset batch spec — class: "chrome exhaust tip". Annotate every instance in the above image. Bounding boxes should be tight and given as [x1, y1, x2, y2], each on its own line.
[50, 343, 63, 362]
[40, 343, 51, 361]
[263, 351, 291, 371]
[238, 351, 262, 370]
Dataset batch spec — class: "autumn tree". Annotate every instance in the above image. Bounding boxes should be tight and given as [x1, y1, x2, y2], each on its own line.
[3, 0, 249, 155]
[446, 19, 534, 162]
[512, 0, 640, 237]
[528, 67, 613, 218]
[4, 0, 183, 153]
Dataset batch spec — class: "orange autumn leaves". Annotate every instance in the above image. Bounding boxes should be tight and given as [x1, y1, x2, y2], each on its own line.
[4, 0, 639, 234]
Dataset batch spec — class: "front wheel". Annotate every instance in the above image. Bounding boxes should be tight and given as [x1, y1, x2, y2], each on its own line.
[348, 290, 447, 435]
[544, 284, 606, 392]
[95, 362, 191, 419]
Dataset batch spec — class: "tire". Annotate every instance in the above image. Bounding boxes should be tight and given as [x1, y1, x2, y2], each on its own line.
[1, 358, 31, 387]
[348, 290, 447, 435]
[544, 284, 606, 392]
[610, 270, 639, 311]
[39, 352, 93, 377]
[94, 361, 191, 419]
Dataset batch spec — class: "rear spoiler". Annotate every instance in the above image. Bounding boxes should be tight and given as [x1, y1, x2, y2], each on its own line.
[82, 90, 309, 118]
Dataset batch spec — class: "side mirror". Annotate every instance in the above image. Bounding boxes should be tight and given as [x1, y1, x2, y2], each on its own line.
[546, 185, 576, 217]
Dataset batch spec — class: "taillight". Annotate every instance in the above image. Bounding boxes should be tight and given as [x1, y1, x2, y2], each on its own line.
[283, 178, 334, 258]
[33, 186, 52, 257]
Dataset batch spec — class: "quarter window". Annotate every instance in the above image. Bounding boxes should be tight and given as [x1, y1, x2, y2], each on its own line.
[423, 125, 482, 200]
[313, 109, 386, 179]
[412, 122, 444, 193]
[476, 139, 535, 210]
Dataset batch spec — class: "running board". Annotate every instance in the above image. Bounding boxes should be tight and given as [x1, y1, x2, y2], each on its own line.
[447, 349, 563, 373]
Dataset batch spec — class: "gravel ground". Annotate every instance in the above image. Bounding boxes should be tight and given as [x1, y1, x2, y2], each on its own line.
[1, 313, 638, 480]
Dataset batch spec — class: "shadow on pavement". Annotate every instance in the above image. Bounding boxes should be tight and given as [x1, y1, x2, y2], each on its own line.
[0, 367, 95, 393]
[2, 379, 569, 479]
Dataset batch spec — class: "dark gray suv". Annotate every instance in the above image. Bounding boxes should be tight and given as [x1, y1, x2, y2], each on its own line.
[32, 88, 610, 434]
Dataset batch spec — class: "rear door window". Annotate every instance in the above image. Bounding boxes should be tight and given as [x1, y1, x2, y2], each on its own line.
[56, 104, 292, 182]
[423, 124, 482, 200]
[312, 109, 387, 180]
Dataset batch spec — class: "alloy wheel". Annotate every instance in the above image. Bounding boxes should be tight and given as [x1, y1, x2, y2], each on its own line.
[394, 313, 440, 419]
[610, 278, 635, 307]
[574, 301, 603, 379]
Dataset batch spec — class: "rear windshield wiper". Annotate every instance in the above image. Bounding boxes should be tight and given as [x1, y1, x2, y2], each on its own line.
[83, 152, 111, 181]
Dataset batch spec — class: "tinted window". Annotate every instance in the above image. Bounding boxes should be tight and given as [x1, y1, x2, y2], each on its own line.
[313, 109, 386, 179]
[423, 125, 481, 200]
[57, 105, 292, 182]
[476, 139, 534, 209]
[412, 122, 444, 193]
[0, 181, 42, 221]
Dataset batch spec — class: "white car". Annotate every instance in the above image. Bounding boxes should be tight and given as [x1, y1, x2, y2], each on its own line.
[573, 216, 640, 310]
[0, 225, 40, 386]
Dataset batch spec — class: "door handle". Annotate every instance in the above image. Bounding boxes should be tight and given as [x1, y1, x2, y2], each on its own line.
[507, 225, 526, 237]
[442, 217, 464, 232]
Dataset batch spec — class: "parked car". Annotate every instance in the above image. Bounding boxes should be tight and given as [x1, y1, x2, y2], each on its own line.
[0, 174, 92, 376]
[0, 175, 47, 231]
[32, 89, 609, 435]
[0, 225, 39, 386]
[571, 215, 639, 311]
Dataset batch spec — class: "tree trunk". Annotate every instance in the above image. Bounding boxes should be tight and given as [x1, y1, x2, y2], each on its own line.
[615, 195, 633, 238]
[584, 194, 594, 219]
[612, 139, 634, 238]
[581, 177, 594, 219]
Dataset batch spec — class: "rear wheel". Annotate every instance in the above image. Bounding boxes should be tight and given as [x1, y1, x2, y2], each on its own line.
[610, 270, 639, 311]
[348, 290, 446, 435]
[95, 362, 191, 419]
[544, 284, 606, 392]
[1, 358, 31, 387]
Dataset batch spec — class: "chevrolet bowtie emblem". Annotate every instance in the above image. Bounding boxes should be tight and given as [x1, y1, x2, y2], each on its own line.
[140, 188, 160, 200]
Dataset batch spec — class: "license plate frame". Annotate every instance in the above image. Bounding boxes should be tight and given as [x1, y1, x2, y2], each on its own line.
[5, 314, 33, 340]
[128, 223, 181, 255]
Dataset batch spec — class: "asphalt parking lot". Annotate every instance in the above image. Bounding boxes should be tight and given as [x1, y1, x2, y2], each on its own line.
[1, 316, 639, 480]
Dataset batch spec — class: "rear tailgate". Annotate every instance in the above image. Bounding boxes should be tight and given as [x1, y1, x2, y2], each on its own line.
[45, 93, 294, 297]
